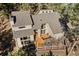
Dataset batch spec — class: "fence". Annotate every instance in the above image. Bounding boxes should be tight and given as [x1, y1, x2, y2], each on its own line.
[37, 45, 65, 51]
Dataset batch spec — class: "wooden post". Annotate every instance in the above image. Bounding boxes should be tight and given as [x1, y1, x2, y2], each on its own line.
[66, 45, 68, 55]
[64, 38, 68, 55]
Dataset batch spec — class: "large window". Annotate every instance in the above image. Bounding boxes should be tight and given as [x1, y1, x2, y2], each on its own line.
[20, 36, 30, 46]
[41, 24, 46, 34]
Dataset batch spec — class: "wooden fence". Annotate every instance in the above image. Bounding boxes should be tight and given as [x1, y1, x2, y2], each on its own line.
[37, 45, 65, 51]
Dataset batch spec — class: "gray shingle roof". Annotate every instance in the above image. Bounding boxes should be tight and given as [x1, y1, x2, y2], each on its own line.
[32, 14, 47, 29]
[11, 11, 63, 39]
[46, 12, 63, 34]
[32, 12, 63, 34]
[13, 29, 33, 38]
[11, 11, 32, 27]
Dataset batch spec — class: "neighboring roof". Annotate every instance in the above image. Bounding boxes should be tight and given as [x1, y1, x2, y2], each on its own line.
[32, 12, 62, 34]
[11, 11, 32, 27]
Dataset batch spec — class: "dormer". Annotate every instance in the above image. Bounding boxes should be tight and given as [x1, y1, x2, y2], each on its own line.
[38, 10, 53, 14]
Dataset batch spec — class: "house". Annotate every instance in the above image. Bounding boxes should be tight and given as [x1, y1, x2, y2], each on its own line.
[32, 10, 64, 39]
[10, 11, 34, 49]
[9, 10, 64, 50]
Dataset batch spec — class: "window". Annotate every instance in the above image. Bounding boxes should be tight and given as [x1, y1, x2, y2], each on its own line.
[42, 11, 44, 13]
[41, 24, 46, 34]
[41, 29, 45, 34]
[46, 11, 48, 13]
[21, 38, 22, 40]
[49, 11, 51, 13]
[20, 36, 30, 47]
[21, 36, 30, 40]
[41, 24, 46, 29]
[11, 16, 16, 24]
[23, 37, 27, 39]
[24, 41, 28, 44]
[21, 41, 23, 45]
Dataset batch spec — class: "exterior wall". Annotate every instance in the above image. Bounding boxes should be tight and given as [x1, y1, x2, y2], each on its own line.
[10, 20, 14, 30]
[37, 29, 41, 34]
[45, 23, 54, 37]
[30, 35, 34, 42]
[15, 38, 22, 48]
[10, 21, 14, 26]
